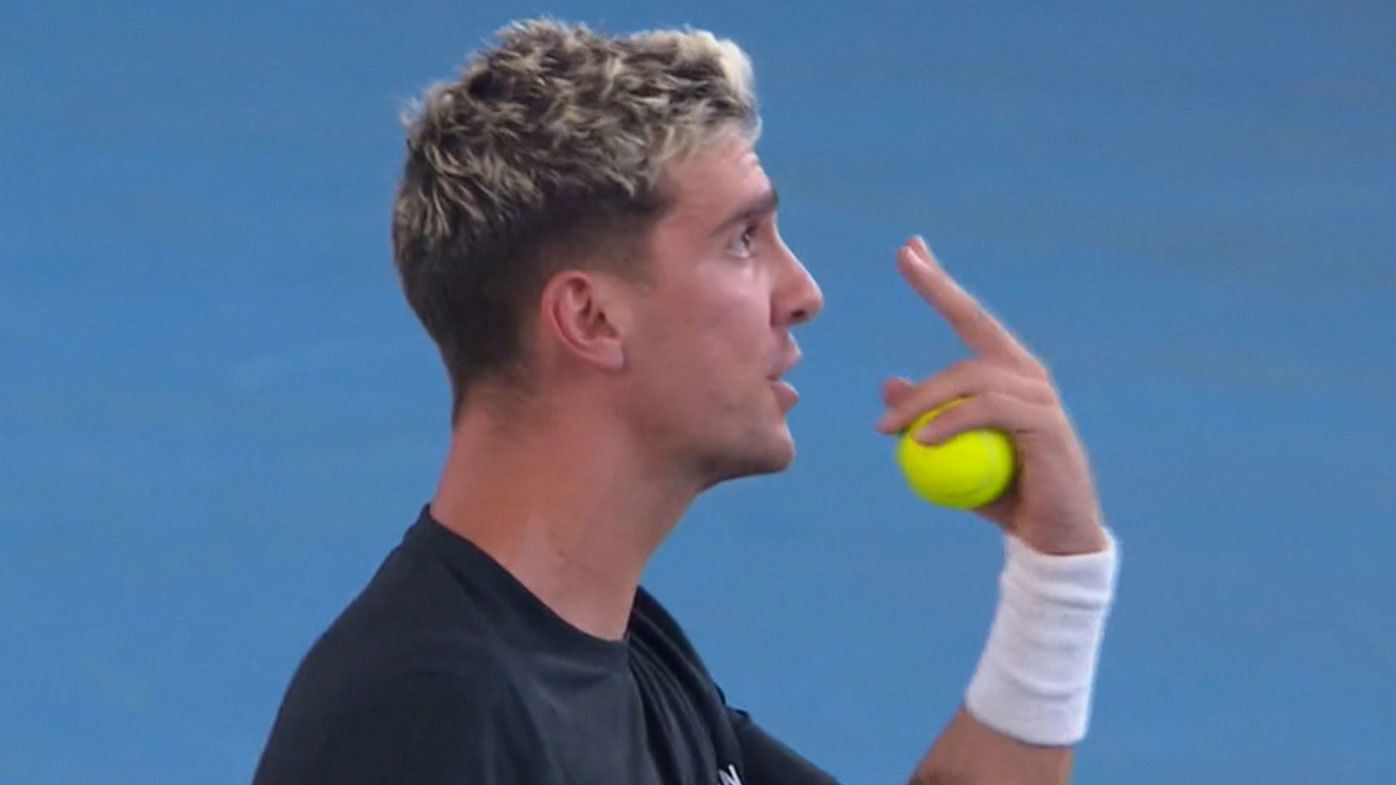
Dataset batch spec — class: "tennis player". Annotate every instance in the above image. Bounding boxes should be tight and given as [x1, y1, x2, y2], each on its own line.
[252, 19, 1119, 785]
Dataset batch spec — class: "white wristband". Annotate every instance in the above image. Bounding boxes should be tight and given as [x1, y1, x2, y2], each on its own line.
[964, 530, 1119, 746]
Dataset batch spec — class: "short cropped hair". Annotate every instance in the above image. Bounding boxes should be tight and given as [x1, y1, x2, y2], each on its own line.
[391, 18, 761, 422]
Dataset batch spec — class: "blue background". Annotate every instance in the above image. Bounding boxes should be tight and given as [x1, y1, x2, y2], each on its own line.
[3, 1, 1393, 783]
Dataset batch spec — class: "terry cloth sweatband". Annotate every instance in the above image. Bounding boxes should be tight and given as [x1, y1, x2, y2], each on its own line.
[964, 529, 1119, 746]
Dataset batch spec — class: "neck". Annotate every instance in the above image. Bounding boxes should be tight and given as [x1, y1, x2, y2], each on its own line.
[429, 390, 698, 641]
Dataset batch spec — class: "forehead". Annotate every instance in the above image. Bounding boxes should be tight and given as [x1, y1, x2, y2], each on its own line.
[659, 132, 770, 227]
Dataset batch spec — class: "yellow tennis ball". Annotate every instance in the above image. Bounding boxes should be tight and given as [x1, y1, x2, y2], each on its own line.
[895, 397, 1018, 509]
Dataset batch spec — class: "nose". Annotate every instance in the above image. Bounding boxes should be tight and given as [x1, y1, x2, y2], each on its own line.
[775, 244, 824, 328]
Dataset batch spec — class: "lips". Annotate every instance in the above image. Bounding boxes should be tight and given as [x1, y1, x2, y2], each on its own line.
[771, 378, 799, 408]
[769, 346, 803, 381]
[769, 343, 802, 410]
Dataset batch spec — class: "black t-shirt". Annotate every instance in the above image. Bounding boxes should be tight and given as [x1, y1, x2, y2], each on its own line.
[251, 506, 842, 785]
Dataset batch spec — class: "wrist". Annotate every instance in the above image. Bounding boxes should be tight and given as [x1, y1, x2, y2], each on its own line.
[1015, 516, 1110, 556]
[964, 528, 1120, 746]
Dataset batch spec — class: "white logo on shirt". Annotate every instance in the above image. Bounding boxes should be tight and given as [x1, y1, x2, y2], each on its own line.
[719, 764, 742, 785]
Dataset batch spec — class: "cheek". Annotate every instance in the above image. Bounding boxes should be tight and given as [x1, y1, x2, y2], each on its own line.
[632, 275, 771, 405]
[689, 285, 769, 366]
[689, 299, 774, 416]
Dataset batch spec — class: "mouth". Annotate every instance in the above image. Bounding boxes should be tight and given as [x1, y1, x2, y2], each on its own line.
[769, 343, 802, 409]
[770, 339, 804, 405]
[770, 346, 803, 380]
[770, 378, 799, 409]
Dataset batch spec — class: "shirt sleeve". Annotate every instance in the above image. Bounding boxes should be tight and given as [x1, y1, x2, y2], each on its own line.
[308, 671, 543, 785]
[728, 706, 845, 785]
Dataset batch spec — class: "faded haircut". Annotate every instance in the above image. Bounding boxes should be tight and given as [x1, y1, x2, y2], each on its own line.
[391, 18, 762, 423]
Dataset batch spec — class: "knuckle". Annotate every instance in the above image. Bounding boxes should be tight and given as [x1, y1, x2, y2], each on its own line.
[1034, 380, 1061, 405]
[984, 390, 1013, 406]
[1044, 401, 1071, 427]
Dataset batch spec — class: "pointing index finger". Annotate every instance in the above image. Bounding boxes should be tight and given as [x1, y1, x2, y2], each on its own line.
[897, 236, 1037, 367]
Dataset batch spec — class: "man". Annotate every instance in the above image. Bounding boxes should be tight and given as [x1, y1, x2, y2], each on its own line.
[252, 18, 1118, 785]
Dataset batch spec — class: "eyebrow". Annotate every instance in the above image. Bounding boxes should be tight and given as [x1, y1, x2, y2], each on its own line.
[709, 186, 780, 238]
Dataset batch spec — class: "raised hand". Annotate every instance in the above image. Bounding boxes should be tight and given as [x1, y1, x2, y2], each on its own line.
[875, 237, 1108, 555]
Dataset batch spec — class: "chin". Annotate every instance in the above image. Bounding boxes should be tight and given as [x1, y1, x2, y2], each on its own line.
[698, 427, 796, 490]
[767, 425, 797, 470]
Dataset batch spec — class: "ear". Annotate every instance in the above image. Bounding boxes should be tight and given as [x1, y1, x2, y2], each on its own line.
[538, 270, 631, 373]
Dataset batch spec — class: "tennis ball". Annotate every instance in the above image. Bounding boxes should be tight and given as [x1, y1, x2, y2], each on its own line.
[895, 397, 1017, 509]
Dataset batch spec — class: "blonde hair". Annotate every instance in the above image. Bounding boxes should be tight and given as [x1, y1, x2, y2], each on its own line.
[391, 18, 761, 420]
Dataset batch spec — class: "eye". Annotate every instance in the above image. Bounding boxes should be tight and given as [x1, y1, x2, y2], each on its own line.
[733, 222, 759, 256]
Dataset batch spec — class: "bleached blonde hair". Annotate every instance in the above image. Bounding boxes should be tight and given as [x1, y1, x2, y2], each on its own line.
[391, 18, 761, 420]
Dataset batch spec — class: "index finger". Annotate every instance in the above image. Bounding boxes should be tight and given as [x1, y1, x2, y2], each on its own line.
[897, 236, 1038, 368]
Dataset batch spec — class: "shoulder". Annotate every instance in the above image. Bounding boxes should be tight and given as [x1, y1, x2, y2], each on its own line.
[254, 547, 530, 781]
[255, 623, 535, 784]
[314, 541, 502, 669]
[295, 666, 543, 785]
[326, 663, 528, 742]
